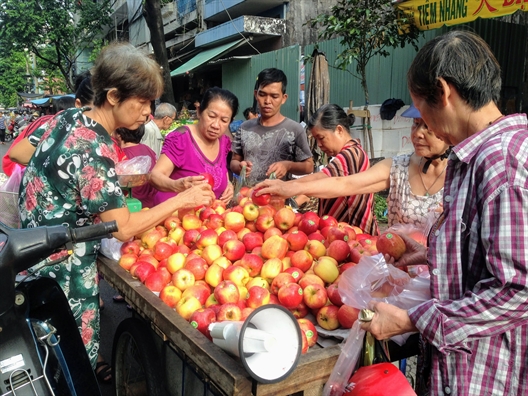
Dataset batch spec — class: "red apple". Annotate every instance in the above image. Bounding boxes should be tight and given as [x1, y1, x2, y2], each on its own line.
[319, 215, 338, 230]
[195, 229, 218, 249]
[120, 240, 142, 256]
[182, 284, 211, 305]
[324, 226, 348, 246]
[326, 282, 343, 307]
[134, 262, 156, 283]
[261, 235, 289, 260]
[176, 295, 202, 321]
[144, 271, 169, 292]
[222, 265, 250, 287]
[304, 239, 326, 259]
[182, 229, 200, 248]
[298, 218, 319, 235]
[189, 308, 216, 339]
[182, 214, 202, 231]
[339, 262, 357, 274]
[201, 244, 223, 265]
[289, 301, 310, 319]
[199, 172, 215, 188]
[222, 239, 246, 262]
[300, 329, 309, 354]
[303, 284, 328, 310]
[376, 232, 406, 259]
[299, 273, 325, 290]
[255, 214, 275, 233]
[290, 250, 314, 272]
[298, 318, 318, 347]
[159, 285, 182, 308]
[287, 230, 309, 251]
[140, 228, 164, 250]
[251, 187, 271, 206]
[277, 283, 303, 309]
[316, 305, 340, 330]
[273, 207, 296, 231]
[326, 240, 350, 263]
[118, 253, 138, 271]
[218, 229, 238, 247]
[337, 305, 360, 328]
[270, 272, 296, 295]
[214, 280, 240, 304]
[224, 212, 246, 233]
[184, 257, 208, 281]
[260, 258, 283, 281]
[242, 232, 264, 252]
[205, 214, 224, 230]
[284, 267, 304, 282]
[246, 286, 271, 309]
[153, 241, 173, 261]
[171, 268, 196, 291]
[216, 303, 242, 321]
[263, 227, 282, 240]
[239, 253, 264, 277]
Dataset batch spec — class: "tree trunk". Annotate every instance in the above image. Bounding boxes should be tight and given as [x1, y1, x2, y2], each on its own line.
[144, 0, 176, 106]
[360, 67, 375, 158]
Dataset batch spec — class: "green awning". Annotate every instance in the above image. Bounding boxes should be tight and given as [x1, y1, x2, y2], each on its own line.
[170, 40, 243, 77]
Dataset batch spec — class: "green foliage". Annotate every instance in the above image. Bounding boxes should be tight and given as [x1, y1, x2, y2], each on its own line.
[307, 0, 422, 105]
[0, 0, 113, 91]
[374, 193, 388, 223]
[0, 48, 28, 107]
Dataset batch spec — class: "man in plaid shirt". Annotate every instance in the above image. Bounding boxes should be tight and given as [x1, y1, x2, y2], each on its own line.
[362, 31, 528, 395]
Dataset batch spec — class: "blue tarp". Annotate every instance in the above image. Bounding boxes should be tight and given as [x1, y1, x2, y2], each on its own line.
[30, 94, 75, 107]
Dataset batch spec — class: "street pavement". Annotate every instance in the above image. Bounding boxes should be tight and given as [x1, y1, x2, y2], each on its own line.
[0, 141, 128, 396]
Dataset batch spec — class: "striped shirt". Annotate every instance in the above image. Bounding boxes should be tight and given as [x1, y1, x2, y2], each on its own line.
[408, 114, 528, 395]
[319, 140, 378, 235]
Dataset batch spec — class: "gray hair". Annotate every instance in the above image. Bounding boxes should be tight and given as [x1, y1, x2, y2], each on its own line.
[154, 103, 177, 119]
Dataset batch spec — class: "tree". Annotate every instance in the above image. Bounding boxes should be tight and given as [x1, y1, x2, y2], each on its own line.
[143, 0, 176, 105]
[0, 0, 113, 92]
[308, 0, 421, 155]
[0, 47, 28, 108]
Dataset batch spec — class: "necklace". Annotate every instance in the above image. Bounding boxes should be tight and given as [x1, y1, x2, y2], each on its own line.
[419, 157, 448, 196]
[488, 114, 504, 125]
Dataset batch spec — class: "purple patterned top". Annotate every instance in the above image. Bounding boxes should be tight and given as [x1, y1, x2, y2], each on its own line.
[153, 126, 230, 204]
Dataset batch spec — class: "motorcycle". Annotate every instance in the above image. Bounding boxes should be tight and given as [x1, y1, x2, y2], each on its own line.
[0, 221, 118, 396]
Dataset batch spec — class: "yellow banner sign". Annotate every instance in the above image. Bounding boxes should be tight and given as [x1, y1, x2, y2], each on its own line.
[398, 0, 528, 30]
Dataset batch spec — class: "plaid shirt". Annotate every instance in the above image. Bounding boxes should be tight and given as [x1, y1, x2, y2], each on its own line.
[408, 114, 528, 395]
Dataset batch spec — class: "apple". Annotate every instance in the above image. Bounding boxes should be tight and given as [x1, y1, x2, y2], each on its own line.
[135, 254, 159, 269]
[120, 240, 142, 256]
[242, 202, 260, 221]
[218, 229, 238, 247]
[289, 301, 310, 319]
[326, 283, 344, 307]
[182, 214, 202, 231]
[141, 228, 164, 250]
[263, 227, 282, 240]
[222, 265, 250, 286]
[168, 226, 185, 244]
[287, 231, 309, 251]
[298, 218, 319, 235]
[204, 264, 224, 288]
[255, 214, 275, 233]
[205, 214, 224, 230]
[195, 229, 218, 249]
[241, 307, 255, 321]
[245, 276, 270, 291]
[273, 207, 296, 231]
[118, 253, 138, 271]
[199, 172, 215, 188]
[269, 294, 280, 305]
[166, 252, 186, 274]
[239, 253, 264, 277]
[304, 239, 326, 259]
[261, 235, 289, 260]
[237, 227, 251, 241]
[176, 295, 202, 321]
[300, 329, 309, 354]
[251, 187, 271, 206]
[216, 303, 242, 321]
[260, 258, 283, 281]
[224, 212, 246, 233]
[159, 285, 182, 308]
[338, 223, 357, 241]
[336, 305, 360, 329]
[182, 284, 211, 305]
[222, 239, 246, 262]
[258, 205, 277, 217]
[189, 308, 216, 339]
[326, 240, 350, 263]
[201, 244, 223, 265]
[290, 250, 313, 272]
[134, 262, 156, 283]
[152, 241, 173, 262]
[319, 215, 338, 230]
[242, 232, 263, 252]
[245, 221, 257, 232]
[299, 273, 325, 290]
[376, 232, 406, 259]
[182, 229, 200, 248]
[277, 283, 303, 309]
[284, 267, 304, 282]
[171, 268, 196, 291]
[298, 318, 318, 348]
[246, 286, 271, 309]
[214, 280, 240, 304]
[408, 230, 427, 246]
[324, 226, 348, 246]
[303, 284, 328, 310]
[339, 262, 357, 274]
[212, 256, 231, 269]
[270, 272, 296, 295]
[157, 267, 172, 285]
[205, 293, 219, 308]
[316, 305, 340, 330]
[144, 271, 169, 292]
[307, 232, 325, 243]
[313, 256, 339, 284]
[184, 257, 208, 280]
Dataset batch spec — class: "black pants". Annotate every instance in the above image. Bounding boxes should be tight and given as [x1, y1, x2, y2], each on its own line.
[0, 128, 5, 143]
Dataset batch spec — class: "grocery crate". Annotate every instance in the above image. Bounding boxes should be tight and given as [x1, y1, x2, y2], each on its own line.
[0, 191, 20, 228]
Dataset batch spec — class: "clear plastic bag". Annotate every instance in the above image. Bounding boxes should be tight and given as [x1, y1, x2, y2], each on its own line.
[99, 237, 123, 261]
[0, 165, 23, 228]
[115, 155, 152, 175]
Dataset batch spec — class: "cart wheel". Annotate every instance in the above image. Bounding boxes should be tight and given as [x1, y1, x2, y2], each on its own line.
[112, 317, 165, 396]
[5, 133, 12, 142]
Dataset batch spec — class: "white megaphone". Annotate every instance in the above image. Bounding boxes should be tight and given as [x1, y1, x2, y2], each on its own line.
[208, 305, 302, 384]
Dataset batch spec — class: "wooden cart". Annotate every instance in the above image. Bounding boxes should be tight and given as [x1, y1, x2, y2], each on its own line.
[98, 256, 342, 396]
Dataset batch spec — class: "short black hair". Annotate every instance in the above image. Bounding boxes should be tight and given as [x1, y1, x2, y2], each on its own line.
[200, 87, 239, 121]
[115, 124, 146, 144]
[53, 96, 76, 113]
[256, 68, 287, 94]
[243, 107, 255, 119]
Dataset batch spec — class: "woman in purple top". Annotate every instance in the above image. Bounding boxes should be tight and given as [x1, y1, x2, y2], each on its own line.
[114, 125, 158, 208]
[150, 87, 238, 205]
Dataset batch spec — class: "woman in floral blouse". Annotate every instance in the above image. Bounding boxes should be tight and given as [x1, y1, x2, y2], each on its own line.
[18, 42, 215, 377]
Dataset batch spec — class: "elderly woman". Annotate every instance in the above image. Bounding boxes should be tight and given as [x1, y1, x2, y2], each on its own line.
[361, 31, 528, 396]
[18, 42, 214, 380]
[150, 87, 237, 205]
[256, 102, 450, 232]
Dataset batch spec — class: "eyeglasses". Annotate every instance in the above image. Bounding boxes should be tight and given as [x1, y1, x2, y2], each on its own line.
[166, 115, 176, 123]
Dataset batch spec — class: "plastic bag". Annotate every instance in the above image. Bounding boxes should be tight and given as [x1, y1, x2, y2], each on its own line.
[99, 237, 123, 261]
[115, 156, 152, 175]
[229, 164, 247, 208]
[0, 165, 23, 228]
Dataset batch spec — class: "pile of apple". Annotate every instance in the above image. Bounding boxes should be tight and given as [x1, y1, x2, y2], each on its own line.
[117, 187, 393, 353]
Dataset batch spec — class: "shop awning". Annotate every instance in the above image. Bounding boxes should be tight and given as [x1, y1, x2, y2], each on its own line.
[397, 0, 528, 30]
[170, 39, 243, 77]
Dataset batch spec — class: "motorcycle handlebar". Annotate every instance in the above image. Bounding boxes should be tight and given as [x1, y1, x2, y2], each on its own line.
[70, 221, 118, 243]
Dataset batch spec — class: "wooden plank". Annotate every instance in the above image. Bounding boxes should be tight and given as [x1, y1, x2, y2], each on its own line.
[98, 256, 253, 395]
[347, 109, 370, 118]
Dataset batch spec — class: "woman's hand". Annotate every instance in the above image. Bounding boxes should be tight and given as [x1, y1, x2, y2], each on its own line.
[359, 301, 418, 340]
[174, 184, 215, 209]
[219, 182, 234, 204]
[383, 233, 428, 267]
[255, 179, 296, 199]
[266, 161, 288, 179]
[240, 161, 253, 177]
[176, 176, 208, 192]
